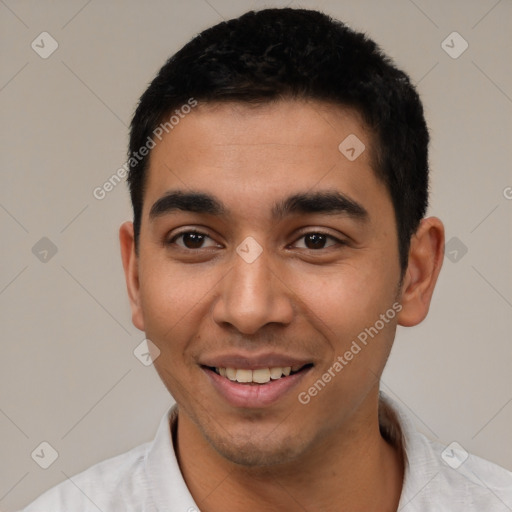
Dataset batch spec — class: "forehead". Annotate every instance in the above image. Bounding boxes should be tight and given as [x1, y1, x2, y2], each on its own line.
[143, 99, 387, 221]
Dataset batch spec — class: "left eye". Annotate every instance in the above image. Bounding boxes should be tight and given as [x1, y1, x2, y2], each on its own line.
[293, 232, 341, 250]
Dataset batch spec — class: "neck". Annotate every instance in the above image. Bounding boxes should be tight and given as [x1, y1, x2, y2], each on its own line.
[173, 390, 404, 512]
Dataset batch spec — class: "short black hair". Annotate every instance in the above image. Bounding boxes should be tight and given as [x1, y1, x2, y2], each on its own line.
[128, 7, 429, 273]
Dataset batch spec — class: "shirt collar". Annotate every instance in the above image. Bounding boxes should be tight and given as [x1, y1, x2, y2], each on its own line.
[379, 391, 443, 510]
[144, 404, 199, 511]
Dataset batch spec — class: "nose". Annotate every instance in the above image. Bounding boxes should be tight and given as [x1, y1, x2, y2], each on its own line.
[211, 245, 294, 335]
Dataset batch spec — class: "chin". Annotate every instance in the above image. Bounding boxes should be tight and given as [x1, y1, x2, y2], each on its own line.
[205, 429, 306, 468]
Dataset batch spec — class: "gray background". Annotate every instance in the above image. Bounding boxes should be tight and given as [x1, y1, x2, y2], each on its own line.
[1, 0, 511, 509]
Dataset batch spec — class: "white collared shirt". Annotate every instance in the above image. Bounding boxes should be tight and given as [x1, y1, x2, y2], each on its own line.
[21, 391, 512, 511]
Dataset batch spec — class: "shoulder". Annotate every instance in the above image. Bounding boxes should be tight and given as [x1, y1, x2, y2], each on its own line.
[412, 433, 512, 510]
[21, 441, 150, 511]
[390, 400, 512, 510]
[379, 391, 512, 511]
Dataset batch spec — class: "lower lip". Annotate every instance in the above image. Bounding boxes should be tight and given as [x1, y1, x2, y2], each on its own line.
[202, 366, 312, 408]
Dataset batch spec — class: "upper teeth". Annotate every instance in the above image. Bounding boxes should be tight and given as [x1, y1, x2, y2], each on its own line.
[217, 366, 301, 383]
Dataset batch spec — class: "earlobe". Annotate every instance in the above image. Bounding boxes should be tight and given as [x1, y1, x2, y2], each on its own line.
[119, 221, 145, 332]
[397, 217, 445, 327]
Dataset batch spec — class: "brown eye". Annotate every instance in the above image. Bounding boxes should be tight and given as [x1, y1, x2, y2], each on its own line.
[294, 232, 342, 250]
[167, 231, 218, 250]
[180, 232, 206, 249]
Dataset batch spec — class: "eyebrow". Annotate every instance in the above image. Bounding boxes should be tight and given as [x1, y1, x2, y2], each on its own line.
[149, 189, 369, 222]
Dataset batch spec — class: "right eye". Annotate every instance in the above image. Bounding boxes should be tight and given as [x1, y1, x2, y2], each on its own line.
[166, 230, 221, 250]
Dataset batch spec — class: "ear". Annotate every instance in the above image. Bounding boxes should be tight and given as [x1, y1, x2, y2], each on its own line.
[397, 217, 445, 327]
[119, 221, 145, 331]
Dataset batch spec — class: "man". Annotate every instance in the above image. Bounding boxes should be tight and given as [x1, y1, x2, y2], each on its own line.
[22, 7, 512, 511]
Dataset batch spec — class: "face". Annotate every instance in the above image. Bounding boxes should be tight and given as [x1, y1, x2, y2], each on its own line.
[123, 99, 405, 467]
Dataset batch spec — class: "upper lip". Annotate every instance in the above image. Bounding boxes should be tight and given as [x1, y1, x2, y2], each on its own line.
[200, 352, 313, 370]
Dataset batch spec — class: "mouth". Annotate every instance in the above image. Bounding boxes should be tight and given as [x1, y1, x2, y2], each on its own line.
[201, 363, 314, 408]
[203, 363, 313, 384]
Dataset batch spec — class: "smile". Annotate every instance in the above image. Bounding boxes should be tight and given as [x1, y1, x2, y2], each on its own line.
[201, 363, 313, 407]
[209, 364, 312, 384]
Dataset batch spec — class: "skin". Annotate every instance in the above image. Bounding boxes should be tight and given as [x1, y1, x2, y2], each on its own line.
[120, 99, 444, 511]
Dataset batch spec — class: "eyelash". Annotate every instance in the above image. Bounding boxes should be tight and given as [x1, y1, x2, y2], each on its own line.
[166, 229, 346, 251]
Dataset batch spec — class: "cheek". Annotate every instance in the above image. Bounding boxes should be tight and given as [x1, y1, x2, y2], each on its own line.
[292, 260, 394, 337]
[295, 267, 399, 413]
[138, 261, 216, 354]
